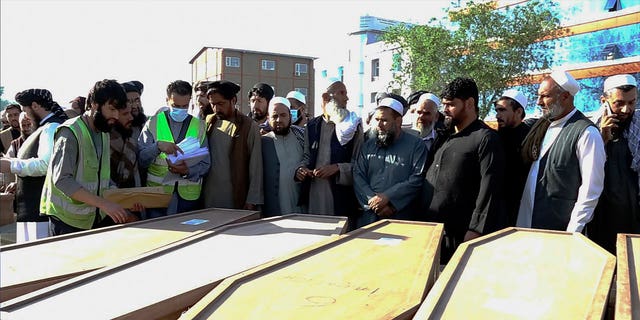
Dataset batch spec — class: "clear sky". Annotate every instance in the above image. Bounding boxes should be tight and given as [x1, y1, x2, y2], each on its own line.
[1, 0, 447, 114]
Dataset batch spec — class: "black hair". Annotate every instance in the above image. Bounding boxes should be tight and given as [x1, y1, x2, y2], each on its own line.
[441, 77, 479, 113]
[207, 80, 241, 100]
[166, 80, 192, 97]
[87, 79, 127, 110]
[15, 89, 54, 111]
[4, 104, 21, 113]
[248, 83, 274, 101]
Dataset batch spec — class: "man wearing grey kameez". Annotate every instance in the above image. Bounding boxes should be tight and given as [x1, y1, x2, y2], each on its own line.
[354, 97, 427, 227]
[262, 97, 305, 216]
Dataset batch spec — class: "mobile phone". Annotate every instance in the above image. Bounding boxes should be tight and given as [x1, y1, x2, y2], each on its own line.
[603, 101, 619, 140]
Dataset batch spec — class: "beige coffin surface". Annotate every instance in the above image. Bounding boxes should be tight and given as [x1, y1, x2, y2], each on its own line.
[0, 208, 259, 302]
[181, 220, 443, 320]
[0, 214, 347, 320]
[414, 228, 615, 320]
[616, 233, 640, 320]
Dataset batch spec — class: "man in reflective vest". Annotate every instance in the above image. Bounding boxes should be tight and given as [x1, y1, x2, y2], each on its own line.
[138, 80, 210, 218]
[41, 80, 131, 235]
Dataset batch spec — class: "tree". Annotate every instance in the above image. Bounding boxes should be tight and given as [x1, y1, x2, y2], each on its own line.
[383, 0, 563, 118]
[0, 86, 15, 110]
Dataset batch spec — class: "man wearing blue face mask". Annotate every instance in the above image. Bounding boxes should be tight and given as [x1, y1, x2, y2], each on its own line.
[138, 80, 210, 218]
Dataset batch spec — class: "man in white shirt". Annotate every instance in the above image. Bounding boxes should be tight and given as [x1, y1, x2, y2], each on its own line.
[517, 70, 605, 232]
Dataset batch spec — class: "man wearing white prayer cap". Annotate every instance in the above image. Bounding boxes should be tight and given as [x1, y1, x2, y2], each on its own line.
[517, 70, 605, 233]
[295, 79, 363, 230]
[408, 92, 441, 153]
[588, 73, 639, 253]
[286, 90, 308, 126]
[261, 97, 306, 216]
[353, 96, 427, 227]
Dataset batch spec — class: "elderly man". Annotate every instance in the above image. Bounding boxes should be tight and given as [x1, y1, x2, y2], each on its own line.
[407, 93, 441, 154]
[202, 80, 263, 210]
[494, 89, 532, 225]
[248, 83, 275, 134]
[588, 74, 639, 253]
[295, 79, 363, 229]
[286, 90, 309, 127]
[5, 112, 34, 157]
[0, 89, 67, 241]
[262, 97, 306, 216]
[0, 104, 21, 155]
[517, 71, 605, 232]
[422, 77, 506, 262]
[138, 80, 210, 218]
[42, 80, 130, 235]
[354, 97, 427, 227]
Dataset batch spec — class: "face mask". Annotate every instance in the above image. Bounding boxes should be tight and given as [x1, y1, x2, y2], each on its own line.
[290, 109, 299, 124]
[169, 107, 189, 122]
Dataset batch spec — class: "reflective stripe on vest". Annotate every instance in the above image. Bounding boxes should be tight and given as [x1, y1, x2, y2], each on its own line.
[146, 112, 203, 200]
[40, 117, 111, 230]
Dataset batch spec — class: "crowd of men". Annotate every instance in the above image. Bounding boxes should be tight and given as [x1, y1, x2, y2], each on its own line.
[0, 71, 637, 261]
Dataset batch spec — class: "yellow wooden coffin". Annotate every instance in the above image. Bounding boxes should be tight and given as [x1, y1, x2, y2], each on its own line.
[414, 228, 615, 320]
[0, 214, 347, 320]
[180, 219, 443, 320]
[0, 208, 259, 302]
[616, 233, 640, 320]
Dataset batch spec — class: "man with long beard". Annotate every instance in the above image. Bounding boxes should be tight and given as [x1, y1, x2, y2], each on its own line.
[41, 80, 131, 235]
[202, 80, 263, 210]
[261, 97, 305, 216]
[122, 81, 147, 132]
[0, 104, 21, 155]
[110, 97, 140, 189]
[295, 79, 363, 230]
[588, 74, 639, 253]
[517, 70, 605, 233]
[421, 77, 506, 263]
[248, 83, 274, 134]
[354, 97, 427, 227]
[0, 89, 67, 241]
[408, 93, 441, 155]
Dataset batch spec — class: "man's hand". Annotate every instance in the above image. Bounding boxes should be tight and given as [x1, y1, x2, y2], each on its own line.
[167, 159, 189, 176]
[463, 230, 482, 242]
[100, 200, 130, 224]
[295, 166, 312, 181]
[158, 141, 183, 156]
[131, 202, 145, 213]
[313, 164, 339, 179]
[599, 112, 619, 143]
[0, 158, 11, 174]
[376, 205, 395, 218]
[368, 193, 390, 212]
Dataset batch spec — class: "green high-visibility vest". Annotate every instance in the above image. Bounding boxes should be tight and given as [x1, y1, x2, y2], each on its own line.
[40, 116, 111, 230]
[146, 112, 204, 200]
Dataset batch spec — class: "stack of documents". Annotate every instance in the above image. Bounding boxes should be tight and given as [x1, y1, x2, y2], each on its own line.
[166, 137, 209, 166]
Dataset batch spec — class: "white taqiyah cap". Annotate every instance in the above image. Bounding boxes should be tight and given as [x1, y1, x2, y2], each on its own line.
[378, 97, 403, 116]
[549, 70, 580, 96]
[416, 93, 441, 107]
[325, 77, 342, 91]
[603, 74, 637, 92]
[500, 89, 527, 109]
[286, 91, 306, 104]
[268, 96, 291, 113]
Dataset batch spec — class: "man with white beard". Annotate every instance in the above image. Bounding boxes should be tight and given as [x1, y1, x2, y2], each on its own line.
[517, 70, 605, 232]
[295, 79, 363, 230]
[407, 93, 441, 155]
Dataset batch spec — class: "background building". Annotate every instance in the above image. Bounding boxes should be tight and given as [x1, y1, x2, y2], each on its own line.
[189, 47, 316, 115]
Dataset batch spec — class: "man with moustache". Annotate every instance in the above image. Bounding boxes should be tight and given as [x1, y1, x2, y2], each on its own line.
[110, 96, 140, 189]
[286, 90, 309, 127]
[407, 93, 441, 155]
[5, 112, 34, 158]
[494, 89, 532, 225]
[202, 80, 263, 210]
[139, 80, 210, 217]
[193, 80, 214, 119]
[248, 83, 275, 134]
[295, 79, 363, 228]
[122, 81, 146, 132]
[354, 97, 427, 227]
[0, 104, 21, 155]
[517, 70, 605, 232]
[41, 80, 130, 235]
[261, 97, 306, 216]
[422, 77, 505, 262]
[0, 89, 67, 241]
[588, 74, 639, 253]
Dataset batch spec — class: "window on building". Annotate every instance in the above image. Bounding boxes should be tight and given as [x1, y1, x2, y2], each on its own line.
[370, 92, 377, 103]
[261, 59, 276, 70]
[225, 56, 240, 68]
[604, 0, 621, 11]
[294, 87, 308, 96]
[371, 59, 380, 81]
[295, 63, 308, 76]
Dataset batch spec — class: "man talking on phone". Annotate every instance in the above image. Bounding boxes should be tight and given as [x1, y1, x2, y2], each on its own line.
[588, 74, 639, 253]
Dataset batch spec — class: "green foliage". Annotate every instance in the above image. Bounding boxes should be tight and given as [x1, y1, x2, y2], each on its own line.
[0, 86, 15, 110]
[383, 0, 563, 118]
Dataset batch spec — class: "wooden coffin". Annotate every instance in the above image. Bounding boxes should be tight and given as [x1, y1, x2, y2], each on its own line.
[0, 208, 259, 302]
[181, 219, 443, 320]
[0, 214, 347, 320]
[414, 228, 615, 320]
[616, 233, 640, 320]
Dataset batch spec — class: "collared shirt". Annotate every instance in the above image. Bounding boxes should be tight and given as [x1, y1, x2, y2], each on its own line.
[517, 108, 605, 232]
[10, 116, 60, 177]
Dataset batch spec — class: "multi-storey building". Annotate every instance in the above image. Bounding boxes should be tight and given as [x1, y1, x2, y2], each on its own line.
[189, 47, 316, 115]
